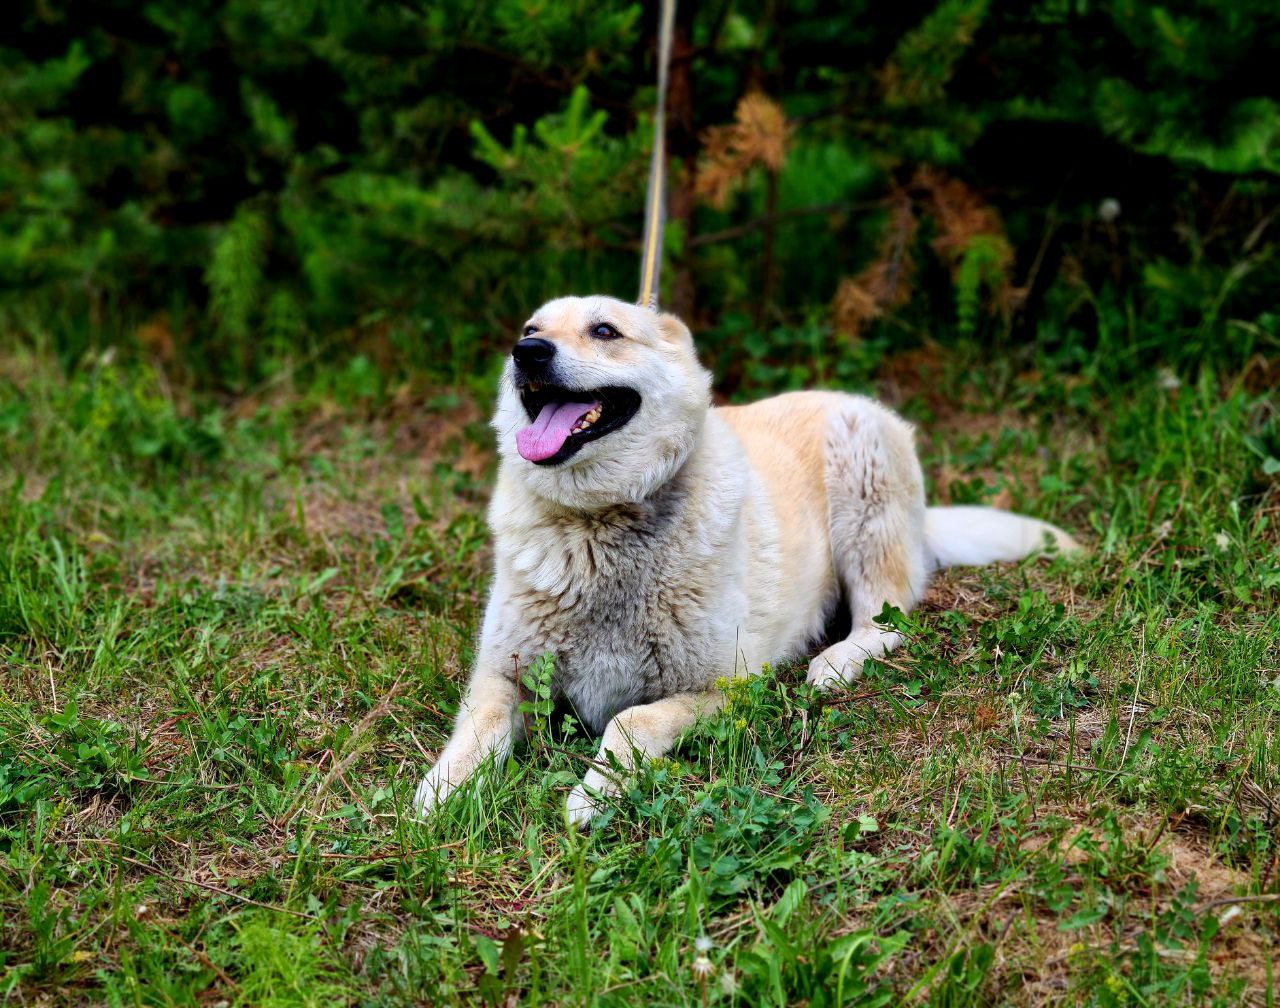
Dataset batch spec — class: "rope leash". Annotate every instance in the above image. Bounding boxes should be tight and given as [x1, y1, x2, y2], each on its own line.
[637, 0, 676, 311]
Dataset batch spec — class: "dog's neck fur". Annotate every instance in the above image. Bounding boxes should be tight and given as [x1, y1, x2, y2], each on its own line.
[490, 410, 743, 605]
[529, 446, 695, 536]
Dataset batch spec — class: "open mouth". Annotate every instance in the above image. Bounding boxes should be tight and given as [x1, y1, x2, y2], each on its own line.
[515, 382, 641, 466]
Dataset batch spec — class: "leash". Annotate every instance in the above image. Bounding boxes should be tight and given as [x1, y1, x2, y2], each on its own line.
[637, 0, 676, 310]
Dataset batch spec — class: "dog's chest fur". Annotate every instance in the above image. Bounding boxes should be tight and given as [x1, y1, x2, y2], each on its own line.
[491, 468, 745, 733]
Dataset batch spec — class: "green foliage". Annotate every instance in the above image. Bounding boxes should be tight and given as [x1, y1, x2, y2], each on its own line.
[207, 205, 269, 345]
[736, 918, 908, 1007]
[518, 652, 558, 739]
[229, 914, 352, 1008]
[2, 2, 1277, 381]
[954, 233, 1009, 337]
[886, 0, 990, 108]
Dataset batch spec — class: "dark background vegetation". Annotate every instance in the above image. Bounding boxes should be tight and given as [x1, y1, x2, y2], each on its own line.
[4, 0, 1278, 392]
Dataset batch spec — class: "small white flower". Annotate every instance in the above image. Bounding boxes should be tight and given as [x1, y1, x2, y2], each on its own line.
[694, 935, 713, 954]
[1218, 905, 1242, 926]
[1098, 198, 1121, 223]
[720, 970, 739, 995]
[1156, 367, 1181, 391]
[692, 955, 714, 979]
[1213, 531, 1230, 550]
[133, 903, 150, 920]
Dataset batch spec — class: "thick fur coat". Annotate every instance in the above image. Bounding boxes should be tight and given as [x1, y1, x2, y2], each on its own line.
[416, 296, 1078, 826]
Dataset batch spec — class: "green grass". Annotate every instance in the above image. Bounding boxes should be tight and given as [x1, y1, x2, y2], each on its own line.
[1, 336, 1277, 1006]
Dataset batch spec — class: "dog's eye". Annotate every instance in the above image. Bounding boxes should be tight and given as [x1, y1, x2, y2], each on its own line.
[590, 323, 622, 340]
[522, 325, 539, 336]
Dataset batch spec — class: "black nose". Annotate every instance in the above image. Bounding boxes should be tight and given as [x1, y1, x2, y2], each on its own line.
[512, 336, 556, 371]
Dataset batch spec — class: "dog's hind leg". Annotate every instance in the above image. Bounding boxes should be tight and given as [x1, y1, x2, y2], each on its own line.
[807, 396, 929, 688]
[414, 669, 522, 815]
[566, 691, 723, 827]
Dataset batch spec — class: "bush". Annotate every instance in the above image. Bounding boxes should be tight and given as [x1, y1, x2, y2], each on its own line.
[2, 1, 1277, 384]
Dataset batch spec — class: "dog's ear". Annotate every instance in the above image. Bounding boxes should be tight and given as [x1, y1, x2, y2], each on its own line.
[656, 312, 694, 349]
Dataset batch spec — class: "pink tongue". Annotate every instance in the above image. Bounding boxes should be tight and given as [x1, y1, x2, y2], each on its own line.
[516, 400, 600, 462]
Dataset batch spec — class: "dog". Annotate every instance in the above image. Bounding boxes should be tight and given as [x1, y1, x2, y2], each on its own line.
[414, 295, 1078, 826]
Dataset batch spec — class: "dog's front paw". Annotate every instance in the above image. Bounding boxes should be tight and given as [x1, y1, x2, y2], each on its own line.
[807, 630, 903, 690]
[565, 784, 602, 828]
[806, 646, 861, 689]
[565, 769, 614, 828]
[413, 765, 455, 817]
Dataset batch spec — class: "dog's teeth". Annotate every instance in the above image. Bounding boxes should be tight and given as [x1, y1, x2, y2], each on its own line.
[567, 408, 603, 437]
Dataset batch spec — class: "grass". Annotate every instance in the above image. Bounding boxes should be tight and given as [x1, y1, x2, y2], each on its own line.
[1, 332, 1277, 1006]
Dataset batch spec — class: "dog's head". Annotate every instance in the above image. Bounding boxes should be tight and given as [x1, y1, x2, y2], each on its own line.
[492, 295, 711, 509]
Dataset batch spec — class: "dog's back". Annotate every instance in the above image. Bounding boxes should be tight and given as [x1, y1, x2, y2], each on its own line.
[715, 391, 859, 655]
[716, 390, 837, 593]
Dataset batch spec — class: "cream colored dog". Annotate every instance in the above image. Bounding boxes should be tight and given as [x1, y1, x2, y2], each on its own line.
[415, 295, 1077, 826]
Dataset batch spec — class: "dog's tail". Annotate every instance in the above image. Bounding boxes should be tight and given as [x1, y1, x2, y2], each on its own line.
[924, 506, 1081, 571]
